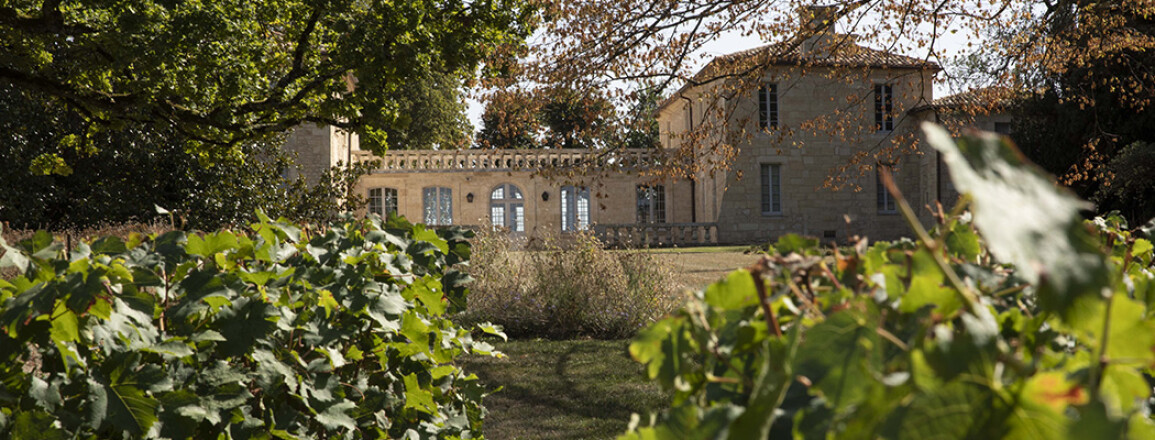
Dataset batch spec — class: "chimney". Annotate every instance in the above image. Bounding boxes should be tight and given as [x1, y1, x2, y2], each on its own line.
[798, 5, 840, 54]
[799, 5, 839, 34]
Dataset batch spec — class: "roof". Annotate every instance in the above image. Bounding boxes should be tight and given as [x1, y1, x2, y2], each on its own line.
[909, 86, 1018, 113]
[718, 37, 938, 71]
[657, 34, 941, 113]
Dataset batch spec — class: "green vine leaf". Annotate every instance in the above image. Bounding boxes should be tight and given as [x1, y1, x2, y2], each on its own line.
[9, 411, 69, 440]
[94, 373, 161, 436]
[923, 123, 1111, 323]
[884, 381, 996, 440]
[403, 373, 437, 414]
[409, 277, 447, 316]
[314, 401, 357, 431]
[703, 269, 758, 310]
[624, 127, 1152, 440]
[726, 324, 800, 439]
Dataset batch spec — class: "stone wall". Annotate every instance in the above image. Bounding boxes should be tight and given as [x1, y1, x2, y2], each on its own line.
[355, 168, 694, 236]
[660, 66, 937, 244]
[282, 124, 358, 184]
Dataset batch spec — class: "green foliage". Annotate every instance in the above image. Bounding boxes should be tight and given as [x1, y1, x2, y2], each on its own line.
[0, 0, 536, 151]
[1094, 141, 1155, 225]
[459, 229, 677, 339]
[0, 213, 503, 439]
[0, 84, 375, 231]
[621, 125, 1155, 439]
[360, 70, 474, 152]
[618, 86, 663, 150]
[277, 160, 380, 227]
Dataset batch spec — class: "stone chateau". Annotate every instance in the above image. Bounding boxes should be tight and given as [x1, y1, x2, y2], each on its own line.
[284, 12, 1008, 246]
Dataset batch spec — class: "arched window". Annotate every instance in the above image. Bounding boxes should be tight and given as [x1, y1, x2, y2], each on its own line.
[368, 187, 398, 218]
[423, 186, 453, 225]
[490, 184, 525, 232]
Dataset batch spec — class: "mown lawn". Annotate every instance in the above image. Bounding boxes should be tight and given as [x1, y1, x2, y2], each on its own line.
[652, 249, 761, 292]
[458, 339, 668, 440]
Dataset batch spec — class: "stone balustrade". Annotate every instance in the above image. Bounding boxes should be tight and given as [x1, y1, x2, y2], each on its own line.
[351, 148, 662, 173]
[595, 223, 719, 248]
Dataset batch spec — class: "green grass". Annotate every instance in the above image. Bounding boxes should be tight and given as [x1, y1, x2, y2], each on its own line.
[459, 339, 668, 440]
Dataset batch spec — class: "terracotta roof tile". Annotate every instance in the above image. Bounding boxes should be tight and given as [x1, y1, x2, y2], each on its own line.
[910, 86, 1018, 113]
[715, 36, 939, 70]
[658, 35, 940, 112]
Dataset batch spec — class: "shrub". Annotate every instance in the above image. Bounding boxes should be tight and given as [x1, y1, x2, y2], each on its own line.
[0, 222, 173, 281]
[620, 126, 1155, 438]
[1094, 141, 1155, 226]
[461, 229, 678, 339]
[0, 213, 502, 439]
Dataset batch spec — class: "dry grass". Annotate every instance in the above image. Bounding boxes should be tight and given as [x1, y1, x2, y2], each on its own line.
[1, 221, 172, 244]
[649, 249, 763, 292]
[462, 229, 681, 339]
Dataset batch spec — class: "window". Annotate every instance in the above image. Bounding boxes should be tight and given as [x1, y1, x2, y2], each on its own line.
[368, 187, 398, 218]
[760, 164, 782, 215]
[561, 185, 590, 231]
[874, 84, 894, 132]
[759, 83, 779, 130]
[877, 166, 897, 213]
[423, 186, 453, 225]
[636, 185, 666, 224]
[490, 184, 525, 232]
[994, 122, 1012, 135]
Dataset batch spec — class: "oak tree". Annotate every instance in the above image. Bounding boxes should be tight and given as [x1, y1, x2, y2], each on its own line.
[0, 84, 371, 230]
[1008, 3, 1155, 223]
[0, 0, 536, 155]
[361, 69, 474, 151]
[476, 88, 541, 149]
[538, 87, 615, 149]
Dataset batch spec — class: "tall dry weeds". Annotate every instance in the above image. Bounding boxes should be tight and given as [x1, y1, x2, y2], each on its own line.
[461, 228, 680, 339]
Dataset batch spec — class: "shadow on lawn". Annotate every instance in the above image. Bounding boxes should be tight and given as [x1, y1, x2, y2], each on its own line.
[460, 339, 668, 440]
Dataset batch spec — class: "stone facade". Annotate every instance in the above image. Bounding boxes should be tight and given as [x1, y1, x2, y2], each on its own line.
[283, 39, 1001, 245]
[350, 149, 694, 233]
[282, 124, 358, 184]
[656, 34, 942, 243]
[281, 129, 704, 242]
